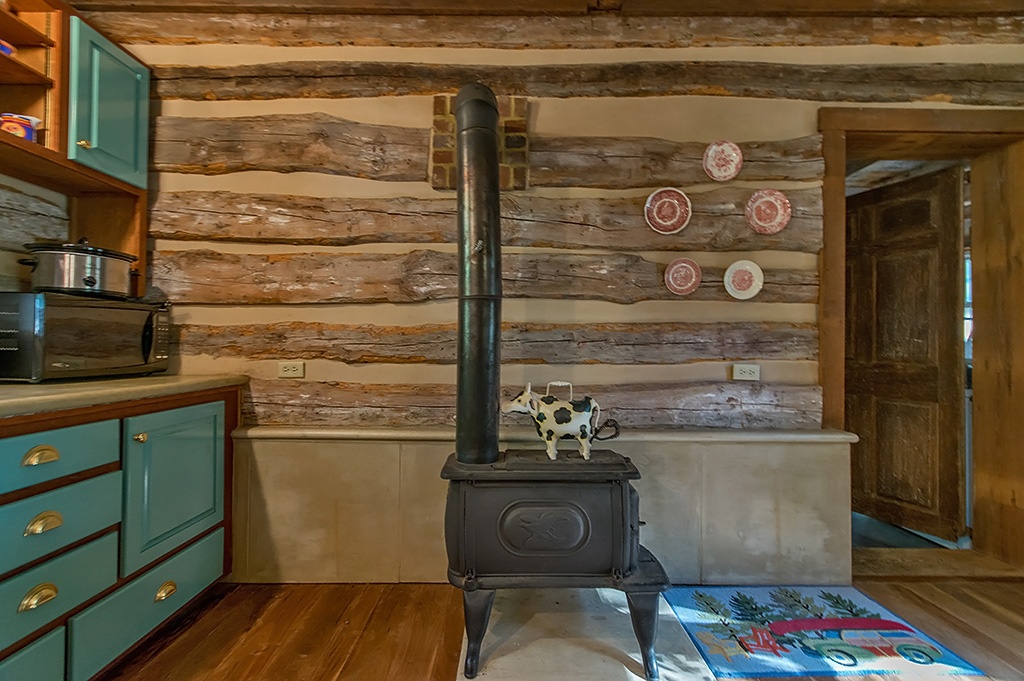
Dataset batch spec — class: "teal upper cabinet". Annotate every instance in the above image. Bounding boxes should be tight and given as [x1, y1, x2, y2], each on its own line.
[67, 16, 150, 189]
[121, 402, 225, 576]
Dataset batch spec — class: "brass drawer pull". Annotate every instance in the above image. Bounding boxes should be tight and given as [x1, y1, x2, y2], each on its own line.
[18, 583, 58, 613]
[154, 581, 177, 602]
[77, 139, 92, 149]
[24, 510, 64, 536]
[21, 445, 60, 467]
[133, 433, 148, 443]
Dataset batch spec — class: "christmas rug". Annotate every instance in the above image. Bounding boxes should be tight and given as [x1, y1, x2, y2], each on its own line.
[664, 586, 984, 678]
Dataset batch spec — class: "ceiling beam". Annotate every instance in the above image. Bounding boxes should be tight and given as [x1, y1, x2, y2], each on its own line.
[69, 0, 1024, 15]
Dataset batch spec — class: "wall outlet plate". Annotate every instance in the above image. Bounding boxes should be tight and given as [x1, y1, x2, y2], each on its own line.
[732, 363, 760, 381]
[277, 361, 305, 378]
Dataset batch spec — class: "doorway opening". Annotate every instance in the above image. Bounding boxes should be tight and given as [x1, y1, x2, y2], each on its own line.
[819, 108, 1024, 578]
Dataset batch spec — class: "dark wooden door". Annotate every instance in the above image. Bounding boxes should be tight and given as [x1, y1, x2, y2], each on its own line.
[845, 166, 966, 540]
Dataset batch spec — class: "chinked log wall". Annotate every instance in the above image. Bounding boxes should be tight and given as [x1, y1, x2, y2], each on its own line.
[87, 9, 1024, 430]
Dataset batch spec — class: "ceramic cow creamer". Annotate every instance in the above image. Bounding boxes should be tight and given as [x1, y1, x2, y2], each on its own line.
[502, 382, 600, 460]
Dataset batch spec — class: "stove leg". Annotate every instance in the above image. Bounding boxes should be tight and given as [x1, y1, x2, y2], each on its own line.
[626, 591, 661, 681]
[463, 589, 496, 679]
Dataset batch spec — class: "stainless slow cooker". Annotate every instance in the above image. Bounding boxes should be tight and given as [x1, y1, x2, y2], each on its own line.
[19, 239, 138, 299]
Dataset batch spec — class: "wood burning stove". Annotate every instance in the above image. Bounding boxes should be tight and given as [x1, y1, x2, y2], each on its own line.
[443, 84, 669, 681]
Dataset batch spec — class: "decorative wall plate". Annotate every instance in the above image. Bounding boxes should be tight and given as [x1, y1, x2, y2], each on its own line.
[664, 257, 702, 296]
[745, 189, 792, 234]
[702, 140, 743, 182]
[644, 187, 692, 235]
[724, 260, 764, 300]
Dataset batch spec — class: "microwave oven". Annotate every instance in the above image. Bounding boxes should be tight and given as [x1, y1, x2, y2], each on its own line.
[0, 292, 170, 383]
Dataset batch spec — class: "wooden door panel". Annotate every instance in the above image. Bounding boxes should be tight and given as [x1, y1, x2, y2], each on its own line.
[874, 400, 937, 509]
[875, 251, 935, 363]
[845, 166, 965, 540]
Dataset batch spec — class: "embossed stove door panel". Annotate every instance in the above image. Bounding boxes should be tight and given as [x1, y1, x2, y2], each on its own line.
[465, 483, 626, 576]
[846, 166, 965, 540]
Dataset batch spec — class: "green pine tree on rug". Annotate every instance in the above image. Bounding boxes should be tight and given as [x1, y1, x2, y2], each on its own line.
[691, 590, 752, 644]
[819, 591, 882, 619]
[729, 592, 777, 626]
[769, 587, 827, 621]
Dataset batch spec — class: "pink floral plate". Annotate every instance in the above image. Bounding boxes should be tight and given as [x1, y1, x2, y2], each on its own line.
[745, 189, 792, 234]
[664, 257, 702, 296]
[702, 140, 743, 182]
[644, 187, 692, 235]
[724, 260, 764, 300]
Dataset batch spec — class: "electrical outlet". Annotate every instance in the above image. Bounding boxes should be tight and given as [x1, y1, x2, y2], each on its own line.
[732, 363, 760, 381]
[277, 361, 305, 378]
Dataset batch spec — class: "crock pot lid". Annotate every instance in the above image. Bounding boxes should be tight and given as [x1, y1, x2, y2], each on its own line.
[24, 241, 138, 262]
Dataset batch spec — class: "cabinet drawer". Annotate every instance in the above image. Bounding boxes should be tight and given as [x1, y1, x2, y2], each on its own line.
[0, 626, 64, 681]
[0, 472, 122, 576]
[0, 533, 117, 651]
[68, 529, 224, 681]
[122, 402, 224, 576]
[0, 420, 119, 496]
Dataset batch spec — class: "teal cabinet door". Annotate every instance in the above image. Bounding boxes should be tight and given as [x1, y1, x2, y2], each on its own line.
[121, 402, 224, 576]
[67, 16, 150, 188]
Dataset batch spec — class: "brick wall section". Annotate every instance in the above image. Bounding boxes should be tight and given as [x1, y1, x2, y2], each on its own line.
[429, 94, 529, 191]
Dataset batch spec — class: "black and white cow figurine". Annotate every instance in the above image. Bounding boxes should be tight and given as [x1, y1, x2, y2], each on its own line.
[501, 382, 600, 460]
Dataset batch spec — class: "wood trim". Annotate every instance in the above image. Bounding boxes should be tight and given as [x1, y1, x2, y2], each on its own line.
[821, 127, 847, 429]
[70, 0, 592, 13]
[0, 385, 242, 436]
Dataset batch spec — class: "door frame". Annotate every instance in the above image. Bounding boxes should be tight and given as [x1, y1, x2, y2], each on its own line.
[818, 107, 1024, 429]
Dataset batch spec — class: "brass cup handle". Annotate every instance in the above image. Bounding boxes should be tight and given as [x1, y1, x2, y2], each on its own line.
[154, 581, 177, 602]
[18, 583, 58, 613]
[133, 433, 148, 443]
[77, 139, 92, 149]
[24, 510, 64, 536]
[21, 445, 60, 467]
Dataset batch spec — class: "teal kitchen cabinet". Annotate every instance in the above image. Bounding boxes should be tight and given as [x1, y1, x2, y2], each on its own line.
[0, 384, 239, 680]
[67, 15, 150, 189]
[122, 402, 225, 576]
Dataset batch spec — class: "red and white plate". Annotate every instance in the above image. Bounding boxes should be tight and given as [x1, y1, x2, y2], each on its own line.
[724, 260, 764, 300]
[644, 187, 692, 235]
[745, 189, 792, 234]
[702, 140, 743, 182]
[664, 257, 702, 296]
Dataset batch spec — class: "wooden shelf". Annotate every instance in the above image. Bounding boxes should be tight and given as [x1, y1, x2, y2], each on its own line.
[0, 8, 54, 46]
[0, 50, 51, 84]
[0, 132, 143, 195]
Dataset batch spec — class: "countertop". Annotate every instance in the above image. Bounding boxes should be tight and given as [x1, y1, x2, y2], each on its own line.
[0, 374, 248, 419]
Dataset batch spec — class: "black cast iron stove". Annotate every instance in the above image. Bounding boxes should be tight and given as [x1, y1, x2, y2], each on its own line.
[442, 83, 669, 681]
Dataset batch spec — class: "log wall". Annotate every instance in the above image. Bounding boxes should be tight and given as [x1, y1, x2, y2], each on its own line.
[85, 9, 1024, 429]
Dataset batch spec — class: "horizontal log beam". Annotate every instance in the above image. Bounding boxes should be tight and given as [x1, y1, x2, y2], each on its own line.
[82, 13, 1024, 48]
[149, 186, 823, 252]
[176, 320, 818, 364]
[531, 135, 823, 187]
[0, 184, 68, 252]
[243, 379, 823, 429]
[150, 249, 819, 304]
[152, 61, 1024, 107]
[152, 113, 428, 180]
[73, 0, 591, 14]
[71, 0, 1024, 16]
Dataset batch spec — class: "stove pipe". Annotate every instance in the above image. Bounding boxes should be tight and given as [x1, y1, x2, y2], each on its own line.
[454, 84, 502, 465]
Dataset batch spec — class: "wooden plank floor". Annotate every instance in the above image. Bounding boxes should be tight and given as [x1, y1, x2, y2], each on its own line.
[97, 584, 465, 681]
[98, 579, 1024, 681]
